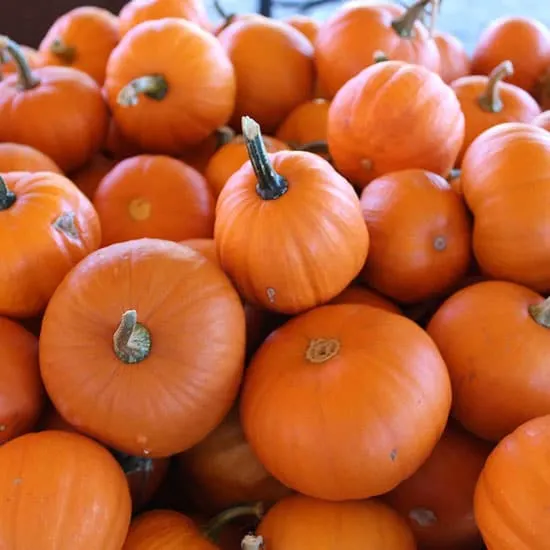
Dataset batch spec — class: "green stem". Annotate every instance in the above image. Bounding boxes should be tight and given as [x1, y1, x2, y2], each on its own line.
[0, 35, 40, 90]
[241, 116, 288, 201]
[203, 502, 264, 543]
[391, 0, 433, 38]
[0, 176, 16, 210]
[113, 310, 152, 364]
[529, 298, 550, 328]
[117, 75, 168, 107]
[478, 60, 514, 113]
[50, 38, 76, 63]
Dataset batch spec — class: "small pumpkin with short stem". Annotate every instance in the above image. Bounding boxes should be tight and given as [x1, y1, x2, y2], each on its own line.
[215, 117, 368, 314]
[0, 35, 108, 172]
[433, 30, 470, 84]
[104, 18, 235, 155]
[532, 109, 550, 131]
[0, 172, 101, 318]
[284, 14, 319, 45]
[70, 153, 117, 200]
[330, 284, 402, 314]
[0, 143, 62, 174]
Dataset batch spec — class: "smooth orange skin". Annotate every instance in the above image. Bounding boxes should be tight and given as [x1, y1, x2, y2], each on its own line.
[215, 151, 368, 314]
[0, 66, 108, 172]
[427, 280, 550, 442]
[39, 6, 120, 85]
[93, 154, 215, 245]
[330, 283, 401, 314]
[70, 153, 117, 200]
[328, 61, 465, 189]
[104, 18, 236, 153]
[474, 415, 550, 550]
[0, 171, 101, 318]
[315, 3, 440, 99]
[1, 46, 44, 75]
[461, 122, 550, 291]
[257, 494, 416, 549]
[0, 317, 44, 444]
[0, 430, 132, 550]
[275, 98, 330, 147]
[0, 143, 62, 174]
[241, 304, 452, 500]
[532, 109, 550, 131]
[205, 135, 289, 197]
[452, 75, 541, 164]
[385, 423, 491, 550]
[180, 237, 219, 265]
[218, 18, 315, 133]
[471, 16, 550, 93]
[40, 239, 246, 457]
[434, 31, 470, 84]
[284, 14, 319, 45]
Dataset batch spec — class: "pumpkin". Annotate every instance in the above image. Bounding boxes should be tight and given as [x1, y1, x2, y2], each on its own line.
[205, 134, 289, 198]
[241, 303, 452, 500]
[0, 142, 62, 174]
[330, 283, 402, 314]
[532, 109, 550, 131]
[0, 317, 44, 444]
[460, 122, 550, 291]
[0, 171, 101, 318]
[471, 16, 550, 94]
[474, 414, 550, 549]
[181, 238, 219, 265]
[433, 30, 470, 84]
[284, 14, 319, 45]
[452, 60, 541, 164]
[534, 66, 550, 110]
[0, 36, 109, 172]
[93, 154, 215, 245]
[179, 126, 236, 174]
[104, 18, 235, 154]
[215, 117, 368, 314]
[252, 494, 416, 549]
[39, 239, 246, 457]
[314, 0, 440, 99]
[70, 153, 117, 200]
[217, 18, 315, 133]
[385, 422, 492, 550]
[327, 60, 465, 189]
[0, 430, 131, 550]
[104, 116, 143, 160]
[0, 45, 44, 75]
[38, 6, 120, 85]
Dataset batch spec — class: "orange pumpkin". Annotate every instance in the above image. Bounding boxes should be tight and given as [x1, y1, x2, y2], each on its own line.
[38, 6, 120, 85]
[0, 171, 101, 318]
[93, 154, 215, 245]
[330, 284, 402, 314]
[181, 237, 219, 265]
[0, 36, 108, 172]
[70, 153, 117, 200]
[433, 30, 470, 84]
[315, 0, 440, 98]
[179, 126, 235, 174]
[284, 14, 319, 45]
[241, 303, 452, 500]
[328, 60, 464, 189]
[532, 109, 550, 131]
[0, 45, 44, 75]
[534, 66, 550, 110]
[217, 18, 315, 133]
[211, 1, 263, 36]
[452, 60, 541, 163]
[39, 403, 80, 433]
[40, 239, 246, 457]
[0, 142, 62, 173]
[215, 117, 368, 314]
[0, 430, 131, 549]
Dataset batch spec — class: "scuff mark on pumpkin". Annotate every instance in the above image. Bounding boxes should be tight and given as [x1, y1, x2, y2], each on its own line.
[12, 477, 22, 485]
[266, 287, 276, 303]
[390, 448, 398, 461]
[0, 424, 6, 431]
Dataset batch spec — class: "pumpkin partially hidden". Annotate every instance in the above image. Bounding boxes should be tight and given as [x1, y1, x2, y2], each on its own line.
[433, 30, 470, 84]
[329, 284, 401, 314]
[0, 142, 62, 174]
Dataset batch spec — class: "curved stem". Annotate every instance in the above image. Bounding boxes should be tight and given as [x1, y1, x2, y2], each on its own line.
[0, 175, 16, 210]
[50, 38, 76, 63]
[529, 298, 550, 328]
[117, 75, 168, 107]
[113, 310, 152, 364]
[241, 534, 264, 550]
[241, 116, 288, 200]
[0, 35, 40, 90]
[391, 0, 432, 38]
[478, 60, 514, 113]
[204, 502, 264, 543]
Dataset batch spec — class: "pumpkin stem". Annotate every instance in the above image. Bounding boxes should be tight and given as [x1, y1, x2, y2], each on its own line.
[478, 60, 514, 113]
[49, 38, 76, 64]
[241, 116, 289, 200]
[529, 298, 550, 328]
[215, 125, 236, 149]
[373, 50, 389, 63]
[113, 310, 152, 364]
[447, 168, 461, 181]
[0, 175, 16, 210]
[391, 0, 432, 38]
[53, 212, 80, 240]
[241, 534, 264, 550]
[204, 502, 264, 543]
[0, 35, 40, 90]
[428, 0, 440, 37]
[305, 338, 340, 364]
[117, 75, 169, 107]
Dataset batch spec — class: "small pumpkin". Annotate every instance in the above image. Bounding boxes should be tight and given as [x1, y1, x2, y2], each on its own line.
[38, 6, 120, 85]
[70, 153, 117, 200]
[327, 60, 465, 189]
[0, 430, 131, 550]
[330, 284, 402, 314]
[93, 154, 215, 245]
[532, 109, 550, 131]
[179, 126, 235, 174]
[0, 171, 101, 318]
[104, 18, 236, 154]
[0, 142, 62, 174]
[284, 14, 319, 45]
[181, 238, 219, 265]
[0, 35, 109, 172]
[433, 30, 470, 84]
[215, 117, 368, 314]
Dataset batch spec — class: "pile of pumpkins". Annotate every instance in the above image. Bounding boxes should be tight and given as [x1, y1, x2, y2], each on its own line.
[1, 0, 550, 548]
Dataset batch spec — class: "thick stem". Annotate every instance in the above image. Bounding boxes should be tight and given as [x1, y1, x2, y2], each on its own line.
[0, 176, 16, 210]
[241, 534, 264, 550]
[204, 503, 264, 543]
[241, 116, 288, 200]
[49, 38, 76, 63]
[117, 75, 168, 107]
[529, 298, 550, 328]
[478, 60, 514, 113]
[391, 0, 432, 38]
[113, 310, 152, 364]
[0, 35, 40, 90]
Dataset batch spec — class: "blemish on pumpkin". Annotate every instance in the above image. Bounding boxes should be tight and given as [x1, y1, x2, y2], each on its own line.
[129, 198, 152, 221]
[266, 287, 276, 303]
[409, 507, 438, 527]
[53, 212, 80, 240]
[12, 478, 22, 485]
[433, 236, 447, 251]
[0, 424, 5, 432]
[360, 158, 373, 172]
[305, 338, 340, 364]
[390, 448, 398, 461]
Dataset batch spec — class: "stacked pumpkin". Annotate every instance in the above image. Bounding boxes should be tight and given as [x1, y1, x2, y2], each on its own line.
[1, 0, 550, 548]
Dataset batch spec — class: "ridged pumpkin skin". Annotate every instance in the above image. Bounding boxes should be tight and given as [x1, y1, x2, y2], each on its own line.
[0, 430, 132, 550]
[328, 61, 464, 189]
[433, 31, 470, 84]
[329, 284, 401, 314]
[39, 239, 246, 457]
[0, 143, 62, 174]
[532, 110, 550, 131]
[241, 304, 452, 501]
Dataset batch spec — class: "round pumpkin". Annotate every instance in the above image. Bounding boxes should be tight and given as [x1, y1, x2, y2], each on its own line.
[0, 430, 131, 549]
[70, 153, 117, 200]
[215, 117, 368, 314]
[0, 171, 101, 318]
[180, 237, 219, 265]
[0, 35, 109, 172]
[39, 239, 246, 457]
[104, 18, 236, 154]
[93, 154, 215, 245]
[38, 6, 120, 85]
[0, 142, 62, 174]
[433, 30, 470, 84]
[532, 109, 550, 131]
[241, 303, 452, 500]
[327, 60, 464, 189]
[284, 15, 319, 45]
[329, 284, 402, 314]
